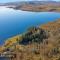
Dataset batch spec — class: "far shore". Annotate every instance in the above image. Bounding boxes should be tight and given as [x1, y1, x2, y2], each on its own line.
[7, 4, 60, 12]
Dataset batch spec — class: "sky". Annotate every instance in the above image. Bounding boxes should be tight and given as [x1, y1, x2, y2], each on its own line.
[0, 0, 60, 3]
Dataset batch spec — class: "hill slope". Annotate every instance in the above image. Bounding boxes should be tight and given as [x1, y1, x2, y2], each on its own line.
[0, 19, 60, 60]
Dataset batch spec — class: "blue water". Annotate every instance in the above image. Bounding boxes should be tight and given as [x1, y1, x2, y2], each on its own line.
[0, 6, 60, 45]
[0, 57, 10, 60]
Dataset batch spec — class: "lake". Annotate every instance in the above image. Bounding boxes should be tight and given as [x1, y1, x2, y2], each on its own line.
[0, 6, 60, 45]
[0, 57, 10, 60]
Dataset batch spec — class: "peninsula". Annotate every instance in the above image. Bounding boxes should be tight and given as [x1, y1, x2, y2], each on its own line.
[5, 1, 60, 12]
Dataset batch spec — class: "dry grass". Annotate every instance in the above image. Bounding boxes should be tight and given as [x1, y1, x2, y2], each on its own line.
[0, 19, 60, 60]
[14, 4, 60, 12]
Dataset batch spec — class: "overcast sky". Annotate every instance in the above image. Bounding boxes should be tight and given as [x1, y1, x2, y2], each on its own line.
[0, 0, 60, 3]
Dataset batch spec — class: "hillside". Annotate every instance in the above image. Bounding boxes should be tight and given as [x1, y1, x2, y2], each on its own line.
[5, 1, 60, 12]
[0, 19, 60, 60]
[13, 4, 60, 12]
[1, 1, 60, 12]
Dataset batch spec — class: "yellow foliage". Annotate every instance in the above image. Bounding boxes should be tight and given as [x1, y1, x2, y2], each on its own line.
[4, 35, 22, 48]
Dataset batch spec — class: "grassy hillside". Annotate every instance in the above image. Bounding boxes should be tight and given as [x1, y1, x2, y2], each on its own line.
[0, 19, 60, 60]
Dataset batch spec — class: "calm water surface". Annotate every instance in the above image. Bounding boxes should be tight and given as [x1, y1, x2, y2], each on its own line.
[0, 57, 10, 60]
[0, 6, 60, 45]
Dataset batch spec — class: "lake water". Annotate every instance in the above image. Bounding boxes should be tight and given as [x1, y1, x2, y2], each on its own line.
[0, 57, 10, 60]
[0, 6, 60, 45]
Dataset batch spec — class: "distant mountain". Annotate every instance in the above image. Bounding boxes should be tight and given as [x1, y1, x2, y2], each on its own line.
[0, 3, 5, 6]
[3, 1, 60, 6]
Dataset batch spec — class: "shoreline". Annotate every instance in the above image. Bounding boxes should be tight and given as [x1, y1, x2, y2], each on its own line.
[1, 19, 60, 45]
[7, 4, 60, 12]
[0, 19, 60, 60]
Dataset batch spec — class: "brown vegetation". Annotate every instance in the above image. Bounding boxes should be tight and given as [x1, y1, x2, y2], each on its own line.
[0, 19, 60, 60]
[13, 4, 60, 12]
